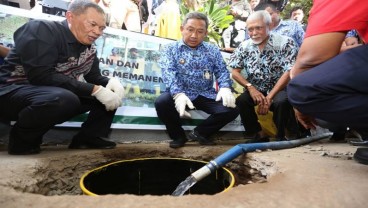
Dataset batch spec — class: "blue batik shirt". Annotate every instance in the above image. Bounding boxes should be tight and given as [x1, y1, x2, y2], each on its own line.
[271, 19, 305, 48]
[346, 30, 358, 38]
[159, 40, 232, 100]
[228, 33, 297, 93]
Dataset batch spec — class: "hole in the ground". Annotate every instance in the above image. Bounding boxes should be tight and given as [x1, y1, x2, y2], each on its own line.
[81, 158, 234, 196]
[6, 148, 273, 196]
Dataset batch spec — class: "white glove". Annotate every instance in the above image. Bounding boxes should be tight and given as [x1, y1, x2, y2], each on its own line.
[216, 88, 236, 108]
[173, 93, 195, 118]
[92, 86, 122, 111]
[106, 77, 125, 100]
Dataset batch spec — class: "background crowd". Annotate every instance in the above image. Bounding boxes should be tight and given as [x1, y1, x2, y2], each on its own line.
[0, 0, 367, 165]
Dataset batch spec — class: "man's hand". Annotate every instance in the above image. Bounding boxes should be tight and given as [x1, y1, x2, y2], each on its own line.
[106, 77, 125, 100]
[248, 87, 268, 106]
[257, 103, 270, 115]
[294, 108, 317, 129]
[92, 86, 122, 111]
[257, 96, 271, 115]
[216, 88, 236, 108]
[173, 93, 195, 118]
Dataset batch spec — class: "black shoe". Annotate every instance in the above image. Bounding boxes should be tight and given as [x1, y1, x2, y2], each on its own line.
[244, 133, 270, 143]
[350, 129, 368, 139]
[348, 129, 368, 146]
[276, 137, 289, 141]
[8, 146, 41, 155]
[299, 129, 311, 138]
[354, 148, 368, 165]
[329, 132, 346, 142]
[69, 135, 116, 149]
[169, 138, 188, 148]
[188, 131, 216, 146]
[350, 140, 368, 146]
[8, 127, 41, 155]
[243, 132, 257, 139]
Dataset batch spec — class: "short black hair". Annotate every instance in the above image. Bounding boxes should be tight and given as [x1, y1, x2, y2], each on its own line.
[289, 6, 304, 18]
[182, 11, 209, 29]
[255, 2, 279, 12]
[129, 48, 138, 53]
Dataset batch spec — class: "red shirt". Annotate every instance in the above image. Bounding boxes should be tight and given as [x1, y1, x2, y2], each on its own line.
[306, 0, 368, 43]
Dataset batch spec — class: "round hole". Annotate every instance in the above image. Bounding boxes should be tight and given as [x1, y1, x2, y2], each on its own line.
[80, 158, 235, 196]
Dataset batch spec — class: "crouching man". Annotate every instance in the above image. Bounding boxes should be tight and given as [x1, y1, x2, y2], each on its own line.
[229, 11, 299, 142]
[0, 0, 125, 154]
[155, 12, 239, 148]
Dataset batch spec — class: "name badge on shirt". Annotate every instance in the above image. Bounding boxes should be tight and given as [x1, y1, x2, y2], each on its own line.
[203, 69, 211, 80]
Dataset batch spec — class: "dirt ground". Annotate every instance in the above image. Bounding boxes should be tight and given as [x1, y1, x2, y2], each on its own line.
[0, 137, 368, 208]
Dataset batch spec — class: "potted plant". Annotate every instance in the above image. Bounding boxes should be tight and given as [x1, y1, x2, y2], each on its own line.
[180, 0, 234, 47]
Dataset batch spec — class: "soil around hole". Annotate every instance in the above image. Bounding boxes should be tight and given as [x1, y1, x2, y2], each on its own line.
[1, 140, 368, 208]
[2, 144, 274, 196]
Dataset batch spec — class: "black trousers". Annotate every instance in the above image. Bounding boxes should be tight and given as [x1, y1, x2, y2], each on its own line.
[236, 89, 295, 139]
[288, 45, 368, 129]
[0, 85, 116, 146]
[154, 92, 239, 140]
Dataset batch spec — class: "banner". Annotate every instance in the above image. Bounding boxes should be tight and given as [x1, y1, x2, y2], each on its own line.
[0, 5, 259, 132]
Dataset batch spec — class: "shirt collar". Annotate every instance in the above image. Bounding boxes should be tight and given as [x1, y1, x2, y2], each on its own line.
[276, 19, 289, 29]
[178, 39, 205, 50]
[266, 33, 275, 48]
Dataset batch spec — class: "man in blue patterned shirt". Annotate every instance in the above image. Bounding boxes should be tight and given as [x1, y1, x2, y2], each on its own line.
[155, 12, 239, 148]
[229, 10, 298, 142]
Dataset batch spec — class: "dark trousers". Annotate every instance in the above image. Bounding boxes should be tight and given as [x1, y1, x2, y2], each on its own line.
[236, 89, 295, 139]
[288, 45, 368, 129]
[0, 85, 116, 147]
[154, 92, 239, 140]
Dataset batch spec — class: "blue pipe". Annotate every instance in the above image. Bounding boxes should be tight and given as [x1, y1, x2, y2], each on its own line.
[191, 132, 332, 181]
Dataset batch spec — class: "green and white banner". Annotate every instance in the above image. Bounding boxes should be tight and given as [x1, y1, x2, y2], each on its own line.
[0, 5, 244, 131]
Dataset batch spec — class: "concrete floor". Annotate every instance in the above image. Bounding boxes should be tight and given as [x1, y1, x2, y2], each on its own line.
[1, 126, 368, 208]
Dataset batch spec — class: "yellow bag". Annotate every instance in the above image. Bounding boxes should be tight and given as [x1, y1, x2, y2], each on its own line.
[255, 106, 277, 137]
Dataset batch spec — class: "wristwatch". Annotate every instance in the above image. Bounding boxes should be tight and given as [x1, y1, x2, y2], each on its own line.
[246, 83, 252, 88]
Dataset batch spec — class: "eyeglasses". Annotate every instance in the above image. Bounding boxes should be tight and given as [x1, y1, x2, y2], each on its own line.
[247, 26, 264, 33]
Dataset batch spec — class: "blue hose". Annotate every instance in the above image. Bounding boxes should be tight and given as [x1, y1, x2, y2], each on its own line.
[191, 132, 332, 181]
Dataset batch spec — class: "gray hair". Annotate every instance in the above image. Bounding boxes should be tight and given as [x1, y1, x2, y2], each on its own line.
[247, 10, 272, 26]
[182, 12, 209, 29]
[68, 0, 105, 16]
